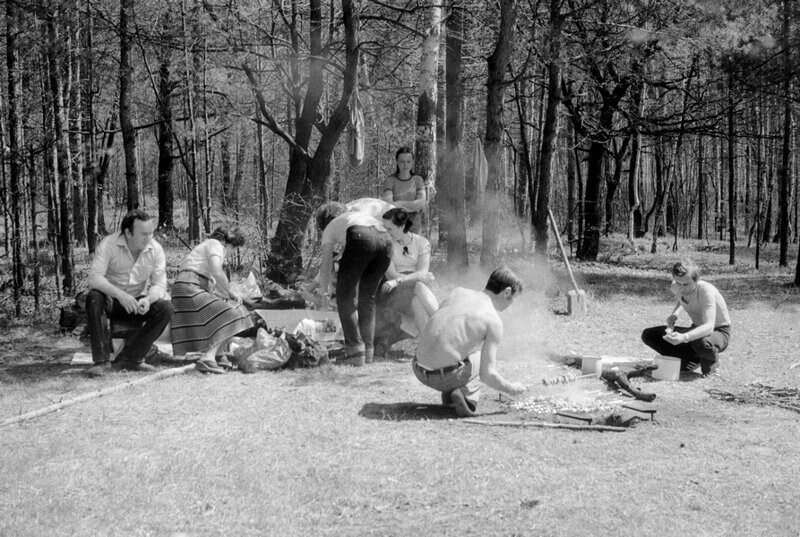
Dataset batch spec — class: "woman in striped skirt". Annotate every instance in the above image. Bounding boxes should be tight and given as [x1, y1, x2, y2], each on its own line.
[171, 226, 253, 373]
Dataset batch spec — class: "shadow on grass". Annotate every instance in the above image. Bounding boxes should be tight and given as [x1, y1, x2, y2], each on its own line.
[360, 401, 455, 420]
[0, 346, 190, 384]
[359, 401, 509, 421]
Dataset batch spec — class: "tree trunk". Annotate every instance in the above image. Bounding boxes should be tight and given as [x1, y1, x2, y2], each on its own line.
[727, 64, 736, 264]
[566, 126, 576, 242]
[697, 137, 705, 240]
[532, 0, 562, 258]
[119, 0, 139, 210]
[779, 0, 792, 266]
[254, 97, 270, 243]
[434, 27, 447, 243]
[83, 1, 99, 252]
[481, 0, 516, 266]
[70, 9, 86, 247]
[247, 0, 359, 282]
[221, 133, 233, 211]
[202, 40, 211, 233]
[628, 81, 643, 244]
[649, 57, 696, 254]
[441, 2, 468, 267]
[604, 139, 628, 235]
[578, 139, 605, 260]
[514, 74, 532, 221]
[414, 2, 441, 206]
[96, 112, 116, 237]
[49, 12, 75, 295]
[6, 0, 25, 315]
[233, 135, 246, 218]
[755, 102, 765, 269]
[157, 56, 175, 230]
[181, 0, 201, 243]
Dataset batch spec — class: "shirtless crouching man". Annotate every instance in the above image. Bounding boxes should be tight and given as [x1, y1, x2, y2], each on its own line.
[413, 266, 527, 417]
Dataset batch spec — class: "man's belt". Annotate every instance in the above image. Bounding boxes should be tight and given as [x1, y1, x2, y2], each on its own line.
[414, 358, 468, 377]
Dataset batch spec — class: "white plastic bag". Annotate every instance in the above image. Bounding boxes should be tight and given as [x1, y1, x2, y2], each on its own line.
[229, 271, 264, 301]
[293, 318, 342, 342]
[238, 328, 292, 373]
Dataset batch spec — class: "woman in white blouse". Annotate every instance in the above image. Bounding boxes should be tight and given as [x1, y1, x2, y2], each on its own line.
[374, 208, 439, 359]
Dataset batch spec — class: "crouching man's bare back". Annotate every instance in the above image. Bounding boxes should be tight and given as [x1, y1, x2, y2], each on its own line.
[413, 266, 527, 417]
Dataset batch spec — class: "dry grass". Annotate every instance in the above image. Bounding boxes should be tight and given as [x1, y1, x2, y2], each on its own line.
[1, 234, 800, 536]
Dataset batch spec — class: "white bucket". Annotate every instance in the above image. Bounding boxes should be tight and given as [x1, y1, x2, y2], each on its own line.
[652, 355, 681, 381]
[581, 355, 603, 377]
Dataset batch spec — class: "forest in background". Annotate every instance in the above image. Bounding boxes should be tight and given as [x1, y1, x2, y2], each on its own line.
[2, 0, 800, 319]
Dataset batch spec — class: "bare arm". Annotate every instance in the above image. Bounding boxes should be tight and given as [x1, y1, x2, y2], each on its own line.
[207, 253, 238, 301]
[318, 242, 335, 297]
[478, 317, 525, 396]
[666, 302, 682, 329]
[392, 187, 427, 213]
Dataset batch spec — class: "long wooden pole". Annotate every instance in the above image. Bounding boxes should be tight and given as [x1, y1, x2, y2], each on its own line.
[548, 208, 581, 295]
[0, 364, 195, 429]
[460, 418, 627, 432]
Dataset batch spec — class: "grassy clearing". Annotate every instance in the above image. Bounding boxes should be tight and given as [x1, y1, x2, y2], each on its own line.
[1, 234, 800, 536]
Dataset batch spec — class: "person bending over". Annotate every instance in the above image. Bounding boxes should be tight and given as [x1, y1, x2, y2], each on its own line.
[641, 259, 731, 376]
[374, 207, 438, 360]
[86, 209, 174, 377]
[170, 225, 254, 374]
[413, 266, 527, 417]
[316, 203, 392, 366]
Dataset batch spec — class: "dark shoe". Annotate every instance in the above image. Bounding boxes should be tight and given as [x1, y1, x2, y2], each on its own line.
[216, 355, 234, 370]
[337, 351, 365, 367]
[701, 361, 719, 377]
[450, 390, 476, 418]
[116, 361, 156, 372]
[441, 391, 454, 408]
[87, 362, 112, 377]
[374, 339, 389, 362]
[195, 359, 226, 374]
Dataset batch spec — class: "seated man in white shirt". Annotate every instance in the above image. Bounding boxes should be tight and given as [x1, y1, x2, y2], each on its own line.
[86, 209, 174, 376]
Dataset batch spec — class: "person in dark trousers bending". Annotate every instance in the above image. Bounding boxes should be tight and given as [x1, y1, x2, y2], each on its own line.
[86, 209, 174, 377]
[316, 203, 392, 366]
[413, 266, 527, 417]
[641, 259, 732, 376]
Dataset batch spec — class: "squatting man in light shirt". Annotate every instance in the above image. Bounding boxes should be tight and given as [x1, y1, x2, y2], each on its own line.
[413, 266, 527, 417]
[641, 258, 732, 376]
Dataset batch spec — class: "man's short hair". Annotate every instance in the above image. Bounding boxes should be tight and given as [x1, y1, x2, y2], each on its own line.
[120, 209, 152, 234]
[315, 201, 347, 232]
[211, 225, 246, 247]
[485, 265, 523, 296]
[672, 259, 700, 281]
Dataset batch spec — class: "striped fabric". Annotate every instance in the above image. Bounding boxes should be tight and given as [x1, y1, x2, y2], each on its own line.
[170, 273, 253, 356]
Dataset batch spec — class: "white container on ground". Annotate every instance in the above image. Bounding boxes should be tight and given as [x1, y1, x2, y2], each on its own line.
[652, 355, 681, 381]
[581, 355, 603, 377]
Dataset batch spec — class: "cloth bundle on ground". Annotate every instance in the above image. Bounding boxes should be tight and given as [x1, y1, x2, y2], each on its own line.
[247, 280, 307, 310]
[59, 291, 89, 335]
